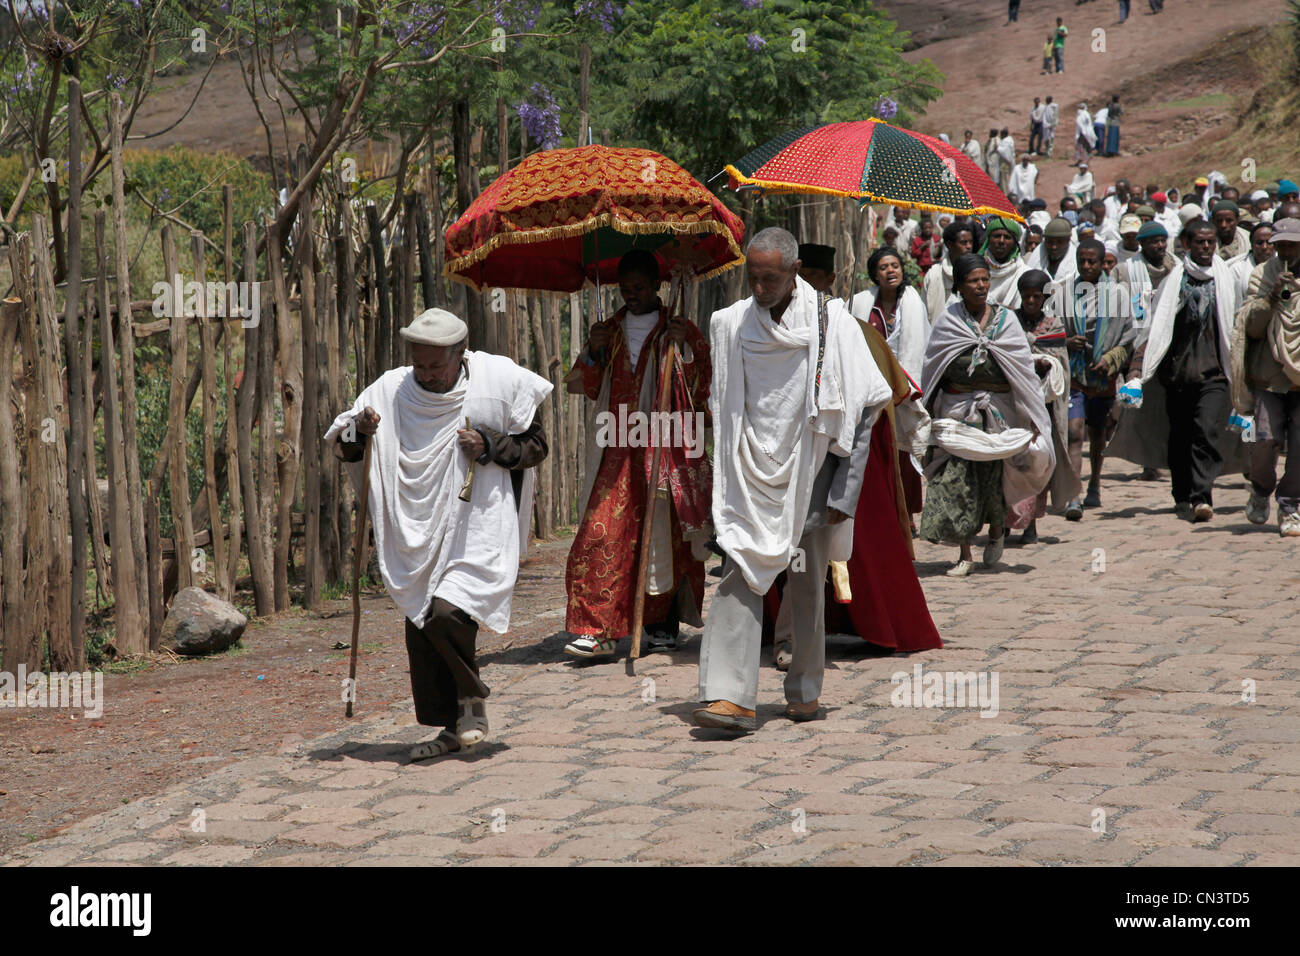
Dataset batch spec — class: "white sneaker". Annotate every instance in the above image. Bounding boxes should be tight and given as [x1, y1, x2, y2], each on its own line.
[1280, 512, 1300, 537]
[1246, 492, 1271, 525]
[563, 634, 618, 658]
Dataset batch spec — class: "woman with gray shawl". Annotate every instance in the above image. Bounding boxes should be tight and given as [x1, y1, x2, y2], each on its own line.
[919, 255, 1056, 576]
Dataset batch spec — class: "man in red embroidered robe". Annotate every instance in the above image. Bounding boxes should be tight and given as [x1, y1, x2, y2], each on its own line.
[562, 251, 712, 658]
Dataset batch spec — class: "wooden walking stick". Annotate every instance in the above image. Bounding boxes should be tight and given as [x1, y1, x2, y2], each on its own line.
[629, 275, 685, 660]
[346, 438, 374, 718]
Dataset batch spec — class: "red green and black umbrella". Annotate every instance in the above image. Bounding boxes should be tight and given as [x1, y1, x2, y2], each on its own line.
[725, 120, 1022, 221]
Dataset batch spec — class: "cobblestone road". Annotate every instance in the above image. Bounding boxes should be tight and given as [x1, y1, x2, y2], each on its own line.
[6, 470, 1299, 867]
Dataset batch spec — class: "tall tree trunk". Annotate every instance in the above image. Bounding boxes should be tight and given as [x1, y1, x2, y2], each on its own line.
[0, 294, 31, 669]
[195, 234, 228, 596]
[29, 217, 72, 669]
[269, 221, 303, 611]
[161, 225, 195, 600]
[222, 186, 244, 599]
[237, 222, 274, 615]
[365, 203, 392, 374]
[256, 223, 278, 611]
[300, 201, 323, 609]
[110, 94, 150, 635]
[63, 78, 88, 668]
[452, 98, 485, 349]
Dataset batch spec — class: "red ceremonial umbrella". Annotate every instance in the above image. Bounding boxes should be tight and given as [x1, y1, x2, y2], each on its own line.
[443, 145, 746, 293]
[725, 120, 1023, 221]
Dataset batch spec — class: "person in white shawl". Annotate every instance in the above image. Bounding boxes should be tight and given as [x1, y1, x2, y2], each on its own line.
[1067, 161, 1095, 204]
[326, 308, 553, 760]
[1008, 153, 1038, 205]
[979, 215, 1028, 310]
[997, 128, 1016, 195]
[962, 129, 984, 172]
[694, 228, 891, 733]
[918, 254, 1054, 576]
[1074, 104, 1096, 164]
[1106, 220, 1241, 521]
[922, 220, 975, 321]
[851, 247, 930, 381]
[1231, 221, 1274, 302]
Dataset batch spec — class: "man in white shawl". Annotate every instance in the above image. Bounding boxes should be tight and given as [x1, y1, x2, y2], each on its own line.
[996, 129, 1016, 194]
[1043, 96, 1060, 158]
[985, 129, 1002, 187]
[962, 129, 984, 172]
[694, 228, 891, 733]
[1074, 104, 1096, 164]
[326, 308, 553, 760]
[1068, 161, 1095, 204]
[980, 215, 1028, 310]
[1107, 220, 1241, 521]
[1008, 153, 1038, 205]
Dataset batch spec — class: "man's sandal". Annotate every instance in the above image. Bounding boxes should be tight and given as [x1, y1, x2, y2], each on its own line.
[409, 730, 460, 762]
[456, 696, 489, 748]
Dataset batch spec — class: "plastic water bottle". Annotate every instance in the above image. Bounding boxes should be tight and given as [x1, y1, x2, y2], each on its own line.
[1117, 379, 1143, 408]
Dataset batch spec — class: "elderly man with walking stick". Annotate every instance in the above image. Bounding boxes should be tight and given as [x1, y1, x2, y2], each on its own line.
[327, 308, 552, 761]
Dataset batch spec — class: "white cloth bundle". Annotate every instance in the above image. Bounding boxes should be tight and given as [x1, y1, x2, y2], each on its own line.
[325, 353, 552, 633]
[929, 419, 1033, 460]
[710, 276, 890, 594]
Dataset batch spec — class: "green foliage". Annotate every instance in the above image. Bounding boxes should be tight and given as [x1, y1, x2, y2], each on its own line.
[123, 148, 274, 236]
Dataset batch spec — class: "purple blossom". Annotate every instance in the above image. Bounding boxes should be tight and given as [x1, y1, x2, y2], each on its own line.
[875, 96, 898, 120]
[575, 1, 628, 33]
[741, 0, 762, 9]
[517, 83, 562, 150]
[395, 2, 446, 54]
[746, 33, 766, 51]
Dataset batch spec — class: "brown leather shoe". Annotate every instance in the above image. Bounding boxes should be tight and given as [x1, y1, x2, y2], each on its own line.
[692, 699, 756, 732]
[784, 699, 822, 722]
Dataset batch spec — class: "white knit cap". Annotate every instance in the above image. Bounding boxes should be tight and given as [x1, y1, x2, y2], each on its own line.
[400, 308, 469, 346]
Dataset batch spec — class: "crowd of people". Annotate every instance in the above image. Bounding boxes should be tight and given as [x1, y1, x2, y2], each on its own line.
[322, 136, 1300, 748]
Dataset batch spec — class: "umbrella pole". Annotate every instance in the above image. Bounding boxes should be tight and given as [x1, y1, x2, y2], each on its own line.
[629, 275, 684, 660]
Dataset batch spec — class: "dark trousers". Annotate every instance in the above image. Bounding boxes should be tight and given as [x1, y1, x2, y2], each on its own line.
[1028, 121, 1044, 154]
[1165, 378, 1228, 506]
[1119, 0, 1130, 20]
[404, 596, 483, 728]
[1009, 0, 1020, 20]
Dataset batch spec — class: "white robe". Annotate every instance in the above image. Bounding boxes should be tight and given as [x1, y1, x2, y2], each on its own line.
[1008, 162, 1038, 203]
[709, 276, 891, 595]
[985, 254, 1027, 310]
[325, 354, 553, 632]
[962, 138, 984, 171]
[1075, 109, 1096, 148]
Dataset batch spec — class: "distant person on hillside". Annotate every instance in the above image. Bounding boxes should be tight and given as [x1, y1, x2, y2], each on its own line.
[1042, 34, 1055, 74]
[962, 129, 985, 172]
[1104, 96, 1122, 155]
[985, 129, 1002, 187]
[1009, 153, 1039, 205]
[1118, 0, 1131, 23]
[1074, 102, 1096, 164]
[1054, 18, 1069, 73]
[1068, 161, 1095, 204]
[1008, 0, 1021, 23]
[1148, 0, 1164, 12]
[1043, 96, 1060, 158]
[1092, 104, 1108, 153]
[1029, 97, 1046, 155]
[997, 128, 1016, 195]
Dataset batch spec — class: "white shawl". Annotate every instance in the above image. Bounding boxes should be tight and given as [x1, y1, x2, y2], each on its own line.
[325, 354, 553, 633]
[1075, 109, 1096, 147]
[922, 302, 1055, 506]
[710, 276, 890, 594]
[1137, 255, 1239, 385]
[1008, 162, 1038, 202]
[985, 254, 1027, 310]
[922, 257, 956, 328]
[849, 285, 930, 381]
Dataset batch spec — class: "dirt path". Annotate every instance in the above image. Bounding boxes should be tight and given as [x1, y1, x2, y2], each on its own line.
[883, 0, 1287, 202]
